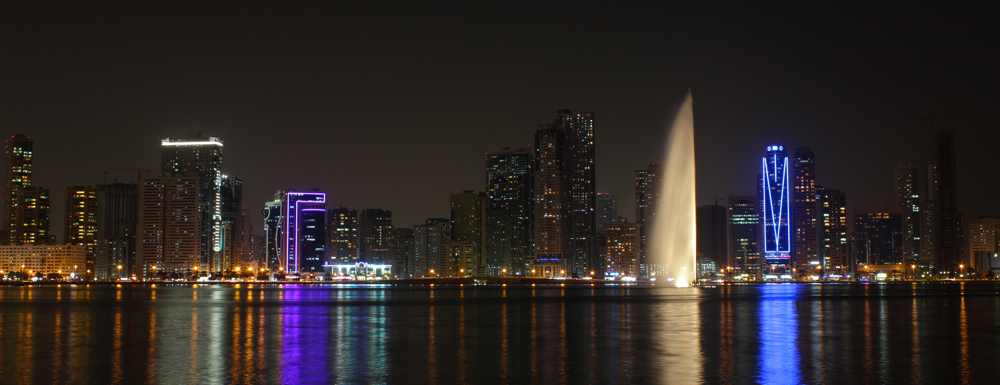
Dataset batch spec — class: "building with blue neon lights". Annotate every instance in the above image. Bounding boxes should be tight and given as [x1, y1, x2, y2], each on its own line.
[263, 189, 327, 274]
[761, 145, 792, 267]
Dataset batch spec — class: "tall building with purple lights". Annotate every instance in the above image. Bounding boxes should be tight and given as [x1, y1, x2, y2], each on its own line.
[283, 191, 326, 273]
[761, 145, 792, 273]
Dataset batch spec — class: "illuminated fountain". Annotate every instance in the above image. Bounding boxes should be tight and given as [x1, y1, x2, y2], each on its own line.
[650, 92, 696, 287]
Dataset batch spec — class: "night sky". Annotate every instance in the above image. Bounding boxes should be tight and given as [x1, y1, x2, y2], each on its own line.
[2, 2, 996, 240]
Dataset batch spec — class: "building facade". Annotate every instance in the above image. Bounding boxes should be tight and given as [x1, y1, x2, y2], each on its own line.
[932, 128, 963, 275]
[95, 183, 137, 280]
[0, 244, 86, 278]
[138, 173, 201, 277]
[635, 163, 661, 277]
[792, 148, 818, 272]
[604, 221, 639, 279]
[358, 209, 393, 264]
[160, 131, 223, 269]
[64, 186, 98, 279]
[761, 145, 792, 273]
[486, 146, 533, 276]
[450, 190, 487, 275]
[728, 196, 761, 280]
[2, 134, 33, 245]
[854, 207, 904, 266]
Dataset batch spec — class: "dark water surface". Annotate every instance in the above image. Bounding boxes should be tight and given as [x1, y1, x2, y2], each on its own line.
[1, 283, 999, 384]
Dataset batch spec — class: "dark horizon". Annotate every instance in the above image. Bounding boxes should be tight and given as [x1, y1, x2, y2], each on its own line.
[2, 2, 996, 240]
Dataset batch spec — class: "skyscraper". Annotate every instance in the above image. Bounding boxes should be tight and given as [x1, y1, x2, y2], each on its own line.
[854, 207, 904, 266]
[283, 191, 327, 273]
[327, 206, 359, 264]
[727, 196, 760, 280]
[262, 199, 283, 272]
[389, 228, 414, 278]
[95, 183, 137, 280]
[557, 110, 598, 277]
[64, 186, 98, 278]
[160, 131, 223, 268]
[818, 187, 848, 277]
[2, 134, 32, 245]
[451, 190, 487, 275]
[13, 186, 52, 245]
[968, 217, 998, 275]
[486, 146, 533, 276]
[697, 204, 727, 272]
[761, 145, 792, 275]
[932, 128, 962, 275]
[358, 209, 393, 264]
[596, 193, 617, 236]
[414, 220, 446, 277]
[138, 173, 201, 277]
[604, 221, 639, 279]
[893, 165, 924, 264]
[792, 148, 818, 273]
[218, 176, 248, 272]
[533, 122, 569, 277]
[635, 163, 660, 277]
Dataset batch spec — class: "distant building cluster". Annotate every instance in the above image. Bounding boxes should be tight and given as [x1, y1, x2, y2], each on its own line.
[1, 120, 990, 281]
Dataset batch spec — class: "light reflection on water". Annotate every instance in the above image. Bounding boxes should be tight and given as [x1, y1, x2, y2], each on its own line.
[1, 283, 999, 384]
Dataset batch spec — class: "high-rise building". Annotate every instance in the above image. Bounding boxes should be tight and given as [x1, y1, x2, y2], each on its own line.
[327, 206, 359, 264]
[2, 134, 33, 245]
[358, 209, 393, 264]
[451, 190, 487, 275]
[443, 242, 477, 276]
[389, 227, 414, 278]
[596, 193, 617, 235]
[635, 163, 661, 277]
[281, 191, 327, 273]
[604, 221, 639, 279]
[893, 165, 924, 263]
[697, 204, 727, 272]
[761, 145, 792, 274]
[414, 220, 446, 277]
[13, 186, 52, 245]
[138, 173, 201, 277]
[854, 207, 904, 266]
[486, 146, 533, 276]
[249, 234, 266, 270]
[932, 128, 963, 275]
[818, 187, 848, 276]
[64, 186, 98, 278]
[95, 183, 137, 280]
[533, 122, 569, 277]
[792, 148, 818, 272]
[968, 217, 998, 275]
[727, 196, 760, 280]
[262, 199, 283, 272]
[160, 131, 223, 268]
[217, 176, 248, 272]
[557, 110, 598, 277]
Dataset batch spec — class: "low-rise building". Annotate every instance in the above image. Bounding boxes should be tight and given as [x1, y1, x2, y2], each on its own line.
[0, 244, 87, 278]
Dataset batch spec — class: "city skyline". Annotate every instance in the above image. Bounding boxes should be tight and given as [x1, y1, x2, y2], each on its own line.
[2, 3, 996, 242]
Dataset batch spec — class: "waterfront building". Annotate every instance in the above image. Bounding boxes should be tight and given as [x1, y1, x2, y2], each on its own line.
[893, 164, 924, 263]
[0, 244, 86, 278]
[761, 145, 792, 275]
[557, 110, 598, 277]
[533, 122, 569, 277]
[486, 146, 533, 276]
[727, 196, 760, 280]
[64, 186, 98, 279]
[137, 173, 201, 277]
[596, 193, 617, 236]
[854, 207, 904, 266]
[604, 221, 639, 279]
[160, 131, 223, 268]
[358, 209, 393, 264]
[2, 134, 32, 245]
[414, 220, 446, 277]
[327, 206, 359, 264]
[278, 190, 327, 273]
[95, 183, 137, 280]
[13, 186, 52, 245]
[792, 148, 819, 273]
[635, 163, 661, 277]
[450, 190, 487, 274]
[818, 187, 848, 277]
[262, 199, 283, 272]
[697, 204, 727, 274]
[932, 128, 963, 275]
[217, 176, 249, 272]
[968, 216, 998, 275]
[389, 228, 414, 278]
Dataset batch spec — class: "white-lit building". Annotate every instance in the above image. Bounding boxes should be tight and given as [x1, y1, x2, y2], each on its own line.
[0, 244, 87, 277]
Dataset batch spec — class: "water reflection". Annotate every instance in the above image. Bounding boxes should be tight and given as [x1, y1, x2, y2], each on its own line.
[1, 283, 1000, 384]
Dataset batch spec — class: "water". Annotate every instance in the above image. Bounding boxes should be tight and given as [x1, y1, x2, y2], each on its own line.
[651, 92, 697, 286]
[1, 282, 999, 384]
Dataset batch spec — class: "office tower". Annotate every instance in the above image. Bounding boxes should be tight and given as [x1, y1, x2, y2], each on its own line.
[160, 131, 223, 268]
[893, 165, 924, 263]
[635, 163, 661, 277]
[818, 187, 848, 276]
[13, 186, 52, 245]
[328, 206, 359, 264]
[138, 173, 201, 277]
[697, 204, 727, 272]
[932, 128, 962, 275]
[450, 190, 487, 275]
[2, 134, 32, 244]
[596, 193, 617, 235]
[358, 209, 393, 264]
[533, 122, 569, 276]
[389, 228, 414, 278]
[64, 186, 98, 278]
[414, 220, 446, 277]
[968, 217, 998, 275]
[727, 196, 761, 280]
[95, 183, 137, 280]
[557, 110, 598, 277]
[262, 199, 283, 271]
[761, 145, 792, 273]
[486, 146, 533, 276]
[854, 207, 904, 265]
[792, 148, 818, 272]
[280, 191, 327, 273]
[217, 176, 248, 272]
[604, 221, 639, 279]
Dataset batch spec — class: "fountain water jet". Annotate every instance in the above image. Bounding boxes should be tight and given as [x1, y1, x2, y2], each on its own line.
[650, 92, 696, 287]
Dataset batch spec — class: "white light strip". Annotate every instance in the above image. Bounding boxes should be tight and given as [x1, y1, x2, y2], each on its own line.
[160, 141, 223, 147]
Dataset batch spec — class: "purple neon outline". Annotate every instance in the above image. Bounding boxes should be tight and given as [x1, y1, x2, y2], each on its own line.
[285, 192, 326, 273]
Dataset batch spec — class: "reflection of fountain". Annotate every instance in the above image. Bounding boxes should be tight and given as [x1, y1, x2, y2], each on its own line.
[650, 92, 696, 287]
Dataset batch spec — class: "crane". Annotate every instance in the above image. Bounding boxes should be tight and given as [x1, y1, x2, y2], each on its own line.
[102, 166, 151, 184]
